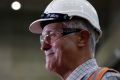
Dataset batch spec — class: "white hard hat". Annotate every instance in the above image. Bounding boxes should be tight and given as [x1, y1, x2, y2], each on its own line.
[29, 0, 102, 41]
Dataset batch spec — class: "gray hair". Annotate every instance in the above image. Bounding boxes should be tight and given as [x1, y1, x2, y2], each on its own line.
[62, 17, 98, 57]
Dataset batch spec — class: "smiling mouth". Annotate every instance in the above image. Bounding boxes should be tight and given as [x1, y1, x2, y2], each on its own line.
[45, 52, 54, 56]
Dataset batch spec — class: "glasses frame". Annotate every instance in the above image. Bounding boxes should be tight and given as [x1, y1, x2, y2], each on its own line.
[40, 28, 82, 44]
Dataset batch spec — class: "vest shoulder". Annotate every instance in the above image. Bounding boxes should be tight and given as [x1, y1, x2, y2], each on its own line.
[101, 72, 120, 80]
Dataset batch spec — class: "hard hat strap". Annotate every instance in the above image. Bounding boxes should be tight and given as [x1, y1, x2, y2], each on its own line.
[41, 13, 71, 21]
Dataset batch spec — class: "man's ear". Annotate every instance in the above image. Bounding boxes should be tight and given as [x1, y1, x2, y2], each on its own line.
[77, 30, 90, 47]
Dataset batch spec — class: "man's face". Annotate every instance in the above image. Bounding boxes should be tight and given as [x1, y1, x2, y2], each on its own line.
[40, 22, 79, 73]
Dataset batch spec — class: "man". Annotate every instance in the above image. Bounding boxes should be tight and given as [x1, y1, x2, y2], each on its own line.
[29, 0, 120, 80]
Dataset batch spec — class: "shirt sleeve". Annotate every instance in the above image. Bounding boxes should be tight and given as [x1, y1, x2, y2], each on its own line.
[101, 72, 120, 80]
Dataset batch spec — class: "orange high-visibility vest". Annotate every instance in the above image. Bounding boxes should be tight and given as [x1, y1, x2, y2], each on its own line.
[88, 67, 119, 80]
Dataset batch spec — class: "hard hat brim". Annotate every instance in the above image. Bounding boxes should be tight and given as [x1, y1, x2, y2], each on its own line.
[29, 18, 54, 34]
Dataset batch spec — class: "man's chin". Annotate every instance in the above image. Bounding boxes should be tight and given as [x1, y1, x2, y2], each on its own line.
[45, 63, 57, 72]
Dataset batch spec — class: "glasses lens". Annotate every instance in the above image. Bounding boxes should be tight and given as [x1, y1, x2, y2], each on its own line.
[40, 30, 62, 44]
[40, 28, 82, 44]
[40, 35, 44, 44]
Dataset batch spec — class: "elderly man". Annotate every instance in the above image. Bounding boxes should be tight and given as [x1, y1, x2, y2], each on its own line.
[29, 0, 120, 80]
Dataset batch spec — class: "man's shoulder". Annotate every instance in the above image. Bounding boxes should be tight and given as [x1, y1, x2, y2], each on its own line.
[101, 72, 120, 80]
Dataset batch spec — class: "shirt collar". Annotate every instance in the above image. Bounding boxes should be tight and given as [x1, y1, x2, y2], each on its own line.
[66, 58, 98, 80]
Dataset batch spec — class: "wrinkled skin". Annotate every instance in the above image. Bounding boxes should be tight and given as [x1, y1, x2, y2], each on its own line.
[40, 22, 91, 79]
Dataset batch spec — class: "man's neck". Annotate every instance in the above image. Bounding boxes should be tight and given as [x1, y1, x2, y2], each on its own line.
[59, 57, 92, 80]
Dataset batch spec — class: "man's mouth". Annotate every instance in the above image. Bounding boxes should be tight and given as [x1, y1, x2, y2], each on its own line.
[45, 52, 54, 56]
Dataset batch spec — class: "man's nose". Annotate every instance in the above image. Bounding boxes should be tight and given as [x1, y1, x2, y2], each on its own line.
[40, 39, 52, 51]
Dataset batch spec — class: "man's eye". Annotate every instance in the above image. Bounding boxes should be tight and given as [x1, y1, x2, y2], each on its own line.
[50, 32, 57, 37]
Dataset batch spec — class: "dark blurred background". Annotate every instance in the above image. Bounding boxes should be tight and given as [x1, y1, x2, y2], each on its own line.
[0, 0, 120, 80]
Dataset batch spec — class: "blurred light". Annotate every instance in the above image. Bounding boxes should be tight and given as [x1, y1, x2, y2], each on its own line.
[11, 1, 21, 10]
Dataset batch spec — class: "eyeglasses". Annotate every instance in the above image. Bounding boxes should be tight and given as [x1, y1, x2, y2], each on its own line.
[40, 28, 82, 44]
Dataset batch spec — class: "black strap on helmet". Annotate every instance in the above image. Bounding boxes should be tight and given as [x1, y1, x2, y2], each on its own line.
[40, 13, 71, 28]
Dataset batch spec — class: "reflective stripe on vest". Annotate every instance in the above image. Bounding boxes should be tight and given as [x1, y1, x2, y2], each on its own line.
[87, 67, 119, 80]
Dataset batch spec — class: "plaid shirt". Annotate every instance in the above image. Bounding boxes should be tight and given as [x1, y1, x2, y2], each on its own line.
[66, 58, 120, 80]
[66, 58, 98, 80]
